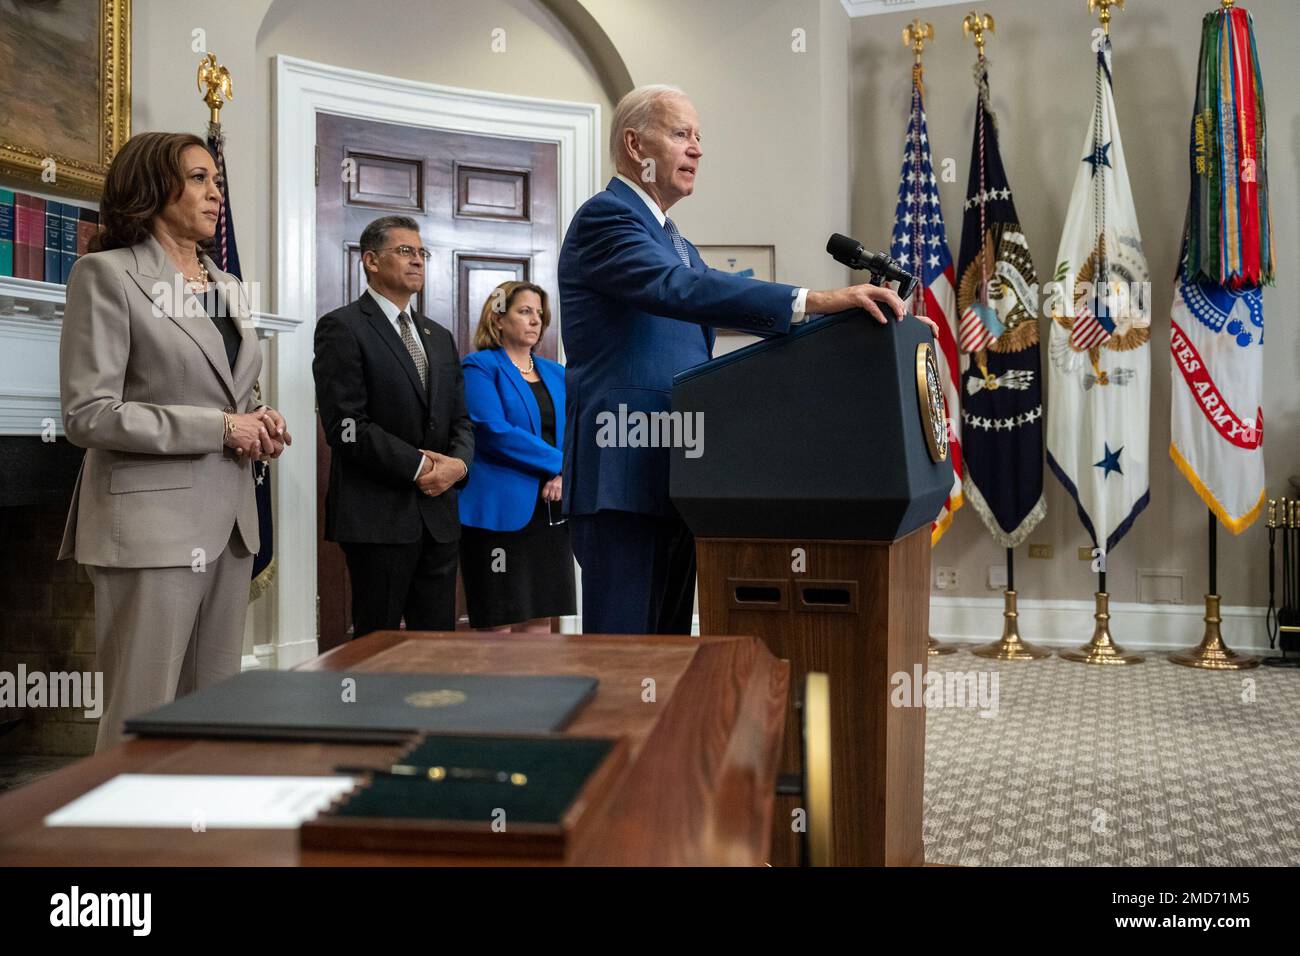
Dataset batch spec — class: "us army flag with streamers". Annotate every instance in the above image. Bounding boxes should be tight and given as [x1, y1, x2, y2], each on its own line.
[891, 64, 962, 543]
[1169, 4, 1270, 532]
[1170, 277, 1264, 530]
[956, 59, 1045, 548]
[1046, 36, 1151, 556]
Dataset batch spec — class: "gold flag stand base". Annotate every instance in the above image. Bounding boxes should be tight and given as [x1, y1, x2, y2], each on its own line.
[1059, 592, 1143, 664]
[1169, 594, 1260, 670]
[927, 636, 959, 656]
[971, 589, 1051, 660]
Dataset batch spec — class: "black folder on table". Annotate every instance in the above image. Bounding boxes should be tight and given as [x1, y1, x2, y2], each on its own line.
[123, 671, 598, 743]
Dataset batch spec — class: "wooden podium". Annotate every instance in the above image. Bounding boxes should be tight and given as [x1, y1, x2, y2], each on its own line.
[671, 310, 951, 866]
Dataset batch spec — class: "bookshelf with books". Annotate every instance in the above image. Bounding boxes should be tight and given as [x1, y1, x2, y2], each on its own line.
[0, 188, 99, 283]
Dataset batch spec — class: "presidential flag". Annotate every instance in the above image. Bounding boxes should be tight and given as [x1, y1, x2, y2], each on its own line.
[1045, 35, 1151, 557]
[891, 66, 962, 543]
[955, 58, 1045, 548]
[207, 122, 275, 598]
[1170, 4, 1270, 532]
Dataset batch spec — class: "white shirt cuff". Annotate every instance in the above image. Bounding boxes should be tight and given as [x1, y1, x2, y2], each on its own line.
[413, 454, 427, 481]
[791, 288, 810, 325]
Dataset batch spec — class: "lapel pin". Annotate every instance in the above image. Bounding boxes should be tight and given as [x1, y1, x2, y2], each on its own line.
[421, 327, 431, 335]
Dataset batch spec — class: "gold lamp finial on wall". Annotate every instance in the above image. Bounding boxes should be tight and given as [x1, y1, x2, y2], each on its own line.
[1087, 0, 1126, 35]
[902, 19, 934, 65]
[197, 52, 234, 126]
[962, 11, 995, 57]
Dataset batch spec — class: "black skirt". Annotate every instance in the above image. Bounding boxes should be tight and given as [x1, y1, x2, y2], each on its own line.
[459, 495, 576, 628]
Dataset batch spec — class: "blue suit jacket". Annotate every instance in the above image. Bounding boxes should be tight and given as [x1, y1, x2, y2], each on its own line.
[458, 347, 566, 532]
[559, 177, 800, 518]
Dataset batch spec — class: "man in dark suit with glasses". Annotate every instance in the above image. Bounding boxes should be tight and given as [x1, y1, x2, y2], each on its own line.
[313, 215, 474, 638]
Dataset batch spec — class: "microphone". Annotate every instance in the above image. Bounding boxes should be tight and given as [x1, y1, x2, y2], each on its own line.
[826, 233, 918, 299]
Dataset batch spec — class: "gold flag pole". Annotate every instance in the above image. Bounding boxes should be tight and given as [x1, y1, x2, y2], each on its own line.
[903, 19, 957, 659]
[1060, 0, 1141, 666]
[958, 11, 1048, 663]
[1169, 511, 1260, 670]
[197, 52, 273, 600]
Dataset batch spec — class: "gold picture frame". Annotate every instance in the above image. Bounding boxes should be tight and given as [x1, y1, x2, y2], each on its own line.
[0, 0, 132, 197]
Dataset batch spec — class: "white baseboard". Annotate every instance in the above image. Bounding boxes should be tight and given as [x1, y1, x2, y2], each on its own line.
[929, 595, 1274, 654]
[570, 597, 1274, 655]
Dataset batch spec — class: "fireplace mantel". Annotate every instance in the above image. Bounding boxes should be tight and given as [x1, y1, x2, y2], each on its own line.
[0, 276, 303, 436]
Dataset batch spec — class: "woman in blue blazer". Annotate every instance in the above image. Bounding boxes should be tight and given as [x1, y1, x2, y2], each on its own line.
[458, 281, 575, 631]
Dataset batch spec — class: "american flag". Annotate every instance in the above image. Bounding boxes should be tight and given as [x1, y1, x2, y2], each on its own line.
[891, 71, 963, 543]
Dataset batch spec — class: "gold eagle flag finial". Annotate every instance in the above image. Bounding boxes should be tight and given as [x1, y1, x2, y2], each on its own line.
[1087, 0, 1125, 36]
[197, 52, 234, 126]
[962, 11, 995, 57]
[902, 19, 934, 64]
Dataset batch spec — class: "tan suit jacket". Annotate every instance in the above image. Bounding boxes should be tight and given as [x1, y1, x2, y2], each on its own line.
[58, 235, 262, 568]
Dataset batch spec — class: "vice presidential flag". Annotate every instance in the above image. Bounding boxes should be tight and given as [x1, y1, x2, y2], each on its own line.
[955, 59, 1045, 548]
[1169, 4, 1270, 532]
[891, 68, 962, 543]
[1045, 36, 1150, 556]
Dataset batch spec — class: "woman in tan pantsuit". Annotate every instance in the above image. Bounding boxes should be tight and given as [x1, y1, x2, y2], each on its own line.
[58, 131, 292, 751]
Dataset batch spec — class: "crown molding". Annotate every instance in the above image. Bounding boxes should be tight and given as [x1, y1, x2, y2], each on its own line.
[840, 0, 978, 18]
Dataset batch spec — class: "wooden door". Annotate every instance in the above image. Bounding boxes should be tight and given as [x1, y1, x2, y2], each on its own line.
[314, 114, 560, 651]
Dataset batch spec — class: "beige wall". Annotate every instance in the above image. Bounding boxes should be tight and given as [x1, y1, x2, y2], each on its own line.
[583, 0, 852, 293]
[851, 0, 1298, 608]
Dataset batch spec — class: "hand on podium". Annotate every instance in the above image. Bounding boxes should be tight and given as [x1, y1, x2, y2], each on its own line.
[806, 283, 938, 337]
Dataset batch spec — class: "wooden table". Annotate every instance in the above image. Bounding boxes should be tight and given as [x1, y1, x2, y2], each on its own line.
[0, 632, 789, 866]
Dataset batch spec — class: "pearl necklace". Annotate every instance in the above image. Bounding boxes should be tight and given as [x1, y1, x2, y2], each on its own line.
[183, 258, 211, 288]
[512, 352, 535, 375]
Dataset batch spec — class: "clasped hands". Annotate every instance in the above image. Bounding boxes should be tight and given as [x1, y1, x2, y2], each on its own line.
[415, 450, 466, 498]
[223, 407, 292, 461]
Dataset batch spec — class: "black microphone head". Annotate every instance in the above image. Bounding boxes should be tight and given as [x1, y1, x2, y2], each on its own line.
[826, 233, 863, 267]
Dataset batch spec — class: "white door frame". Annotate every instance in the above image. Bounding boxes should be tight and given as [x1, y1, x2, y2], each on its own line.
[271, 54, 601, 666]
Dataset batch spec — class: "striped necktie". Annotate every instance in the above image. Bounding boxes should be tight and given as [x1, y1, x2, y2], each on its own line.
[397, 312, 428, 389]
[663, 218, 693, 268]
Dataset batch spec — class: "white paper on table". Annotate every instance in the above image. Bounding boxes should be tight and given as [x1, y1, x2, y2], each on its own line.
[43, 774, 357, 829]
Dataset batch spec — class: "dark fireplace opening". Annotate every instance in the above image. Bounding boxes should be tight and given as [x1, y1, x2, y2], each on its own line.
[0, 437, 98, 756]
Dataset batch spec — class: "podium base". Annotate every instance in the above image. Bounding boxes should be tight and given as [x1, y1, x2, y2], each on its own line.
[696, 529, 929, 867]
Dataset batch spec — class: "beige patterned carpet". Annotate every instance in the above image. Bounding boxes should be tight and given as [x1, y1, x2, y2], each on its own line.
[922, 647, 1300, 866]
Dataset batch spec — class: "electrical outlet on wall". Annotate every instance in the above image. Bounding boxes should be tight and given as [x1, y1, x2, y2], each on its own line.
[988, 565, 1007, 589]
[934, 566, 958, 590]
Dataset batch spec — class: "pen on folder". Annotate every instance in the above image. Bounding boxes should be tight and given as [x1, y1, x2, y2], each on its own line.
[333, 764, 528, 786]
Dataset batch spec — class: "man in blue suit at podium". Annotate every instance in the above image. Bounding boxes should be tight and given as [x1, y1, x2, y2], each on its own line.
[559, 84, 932, 635]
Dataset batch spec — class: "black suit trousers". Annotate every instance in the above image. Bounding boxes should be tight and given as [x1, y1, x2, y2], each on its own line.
[341, 526, 459, 638]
